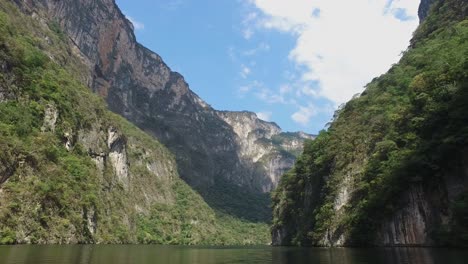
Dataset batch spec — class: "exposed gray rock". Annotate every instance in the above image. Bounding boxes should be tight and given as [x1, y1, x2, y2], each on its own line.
[11, 0, 314, 199]
[418, 0, 435, 22]
[376, 185, 432, 246]
[374, 149, 468, 246]
[218, 111, 314, 192]
[41, 104, 58, 132]
[271, 226, 289, 246]
[84, 206, 97, 236]
[63, 130, 73, 151]
[107, 127, 130, 189]
[313, 148, 468, 247]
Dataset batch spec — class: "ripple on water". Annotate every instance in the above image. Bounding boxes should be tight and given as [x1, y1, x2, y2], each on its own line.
[0, 245, 467, 264]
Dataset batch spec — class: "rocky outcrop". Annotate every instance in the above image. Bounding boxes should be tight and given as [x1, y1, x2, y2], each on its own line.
[0, 0, 280, 245]
[217, 111, 314, 192]
[271, 0, 468, 247]
[418, 0, 435, 21]
[10, 0, 312, 199]
[376, 186, 433, 246]
[40, 104, 58, 132]
[74, 120, 178, 214]
[107, 127, 130, 189]
[374, 149, 468, 246]
[0, 103, 181, 243]
[282, 137, 468, 248]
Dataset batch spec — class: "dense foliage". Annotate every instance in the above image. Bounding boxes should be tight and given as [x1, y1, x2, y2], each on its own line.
[137, 180, 269, 245]
[200, 178, 272, 223]
[0, 1, 269, 245]
[272, 0, 468, 246]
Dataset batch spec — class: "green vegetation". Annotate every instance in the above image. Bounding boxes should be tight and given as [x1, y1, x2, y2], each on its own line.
[137, 181, 269, 245]
[200, 178, 272, 223]
[271, 132, 313, 157]
[272, 0, 468, 246]
[0, 0, 269, 245]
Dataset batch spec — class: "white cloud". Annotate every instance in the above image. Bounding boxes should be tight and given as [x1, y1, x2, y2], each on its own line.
[387, 0, 419, 17]
[243, 28, 254, 39]
[298, 85, 318, 97]
[279, 84, 293, 95]
[164, 0, 185, 10]
[237, 80, 262, 96]
[242, 12, 259, 39]
[240, 64, 251, 78]
[243, 42, 271, 56]
[256, 111, 272, 121]
[126, 15, 145, 30]
[227, 46, 236, 61]
[239, 85, 251, 93]
[238, 80, 296, 104]
[291, 104, 317, 126]
[245, 0, 420, 104]
[257, 87, 287, 104]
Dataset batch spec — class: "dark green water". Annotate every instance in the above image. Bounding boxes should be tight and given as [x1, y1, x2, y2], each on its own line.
[0, 245, 467, 264]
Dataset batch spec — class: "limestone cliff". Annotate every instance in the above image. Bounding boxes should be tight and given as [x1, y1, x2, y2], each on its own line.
[0, 0, 270, 244]
[418, 0, 435, 21]
[9, 0, 311, 213]
[374, 149, 468, 246]
[271, 0, 468, 247]
[217, 111, 314, 192]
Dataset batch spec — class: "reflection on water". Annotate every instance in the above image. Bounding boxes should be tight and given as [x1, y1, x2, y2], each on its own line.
[0, 245, 466, 264]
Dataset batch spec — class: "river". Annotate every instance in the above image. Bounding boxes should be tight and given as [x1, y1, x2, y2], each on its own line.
[0, 245, 467, 264]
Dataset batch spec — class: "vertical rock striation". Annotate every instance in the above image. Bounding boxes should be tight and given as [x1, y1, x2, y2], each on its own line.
[271, 0, 468, 247]
[418, 0, 435, 21]
[0, 1, 270, 244]
[217, 111, 314, 192]
[10, 0, 313, 201]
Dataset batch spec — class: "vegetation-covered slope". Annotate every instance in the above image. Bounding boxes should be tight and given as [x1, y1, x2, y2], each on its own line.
[272, 0, 468, 247]
[0, 0, 269, 245]
[8, 0, 312, 226]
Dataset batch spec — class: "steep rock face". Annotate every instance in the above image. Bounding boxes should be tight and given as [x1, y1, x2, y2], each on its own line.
[11, 0, 310, 197]
[217, 111, 313, 192]
[319, 161, 468, 247]
[107, 127, 130, 189]
[0, 46, 178, 242]
[374, 149, 468, 246]
[418, 0, 435, 21]
[0, 2, 270, 244]
[271, 0, 468, 247]
[376, 186, 433, 246]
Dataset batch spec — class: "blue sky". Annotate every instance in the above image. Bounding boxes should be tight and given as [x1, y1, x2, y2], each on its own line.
[116, 0, 419, 134]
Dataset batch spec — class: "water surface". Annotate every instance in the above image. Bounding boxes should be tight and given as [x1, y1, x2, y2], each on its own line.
[0, 245, 467, 264]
